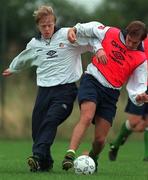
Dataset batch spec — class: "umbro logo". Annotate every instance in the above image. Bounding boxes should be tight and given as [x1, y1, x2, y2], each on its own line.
[112, 51, 125, 60]
[46, 50, 58, 58]
[47, 50, 56, 56]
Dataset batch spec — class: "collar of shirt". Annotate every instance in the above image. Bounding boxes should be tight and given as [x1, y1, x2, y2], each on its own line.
[41, 36, 51, 45]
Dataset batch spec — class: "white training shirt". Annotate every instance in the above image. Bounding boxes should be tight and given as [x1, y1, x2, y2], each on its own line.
[75, 21, 148, 105]
[9, 27, 100, 87]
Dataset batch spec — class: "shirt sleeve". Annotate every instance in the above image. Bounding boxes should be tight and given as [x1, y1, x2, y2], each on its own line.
[9, 47, 38, 73]
[74, 36, 102, 54]
[75, 21, 110, 50]
[126, 60, 148, 106]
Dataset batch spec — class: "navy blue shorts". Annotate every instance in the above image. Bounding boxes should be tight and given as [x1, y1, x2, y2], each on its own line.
[78, 74, 120, 124]
[32, 82, 78, 160]
[125, 98, 148, 119]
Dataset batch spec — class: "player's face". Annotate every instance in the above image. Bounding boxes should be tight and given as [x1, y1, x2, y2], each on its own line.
[125, 35, 141, 50]
[38, 15, 55, 39]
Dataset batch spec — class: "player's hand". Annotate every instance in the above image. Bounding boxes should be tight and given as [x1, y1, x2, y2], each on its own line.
[2, 68, 13, 76]
[95, 49, 108, 64]
[68, 28, 77, 43]
[136, 93, 148, 104]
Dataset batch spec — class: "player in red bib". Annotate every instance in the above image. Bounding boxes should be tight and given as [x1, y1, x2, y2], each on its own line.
[109, 37, 148, 162]
[62, 21, 148, 171]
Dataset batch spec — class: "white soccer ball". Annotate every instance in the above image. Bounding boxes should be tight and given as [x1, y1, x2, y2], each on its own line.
[74, 155, 96, 175]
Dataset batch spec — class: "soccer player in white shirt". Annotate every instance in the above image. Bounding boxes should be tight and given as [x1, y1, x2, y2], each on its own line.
[2, 6, 101, 172]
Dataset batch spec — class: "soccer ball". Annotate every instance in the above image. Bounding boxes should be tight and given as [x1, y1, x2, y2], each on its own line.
[74, 155, 96, 175]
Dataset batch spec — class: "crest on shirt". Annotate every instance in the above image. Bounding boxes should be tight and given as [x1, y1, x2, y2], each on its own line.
[98, 25, 105, 30]
[59, 43, 64, 48]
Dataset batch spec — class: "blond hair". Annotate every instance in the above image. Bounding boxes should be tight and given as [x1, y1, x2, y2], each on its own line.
[33, 5, 56, 24]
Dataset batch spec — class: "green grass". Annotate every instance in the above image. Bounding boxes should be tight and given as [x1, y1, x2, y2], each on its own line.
[0, 139, 148, 180]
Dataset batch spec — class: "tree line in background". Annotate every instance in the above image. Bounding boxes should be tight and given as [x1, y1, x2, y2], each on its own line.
[1, 0, 148, 66]
[0, 0, 147, 138]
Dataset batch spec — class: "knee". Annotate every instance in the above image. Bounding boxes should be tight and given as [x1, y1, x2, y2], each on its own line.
[127, 119, 145, 132]
[126, 119, 139, 129]
[80, 114, 93, 127]
[95, 135, 106, 146]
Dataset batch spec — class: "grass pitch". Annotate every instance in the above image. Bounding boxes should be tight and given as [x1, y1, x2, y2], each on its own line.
[0, 139, 147, 180]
